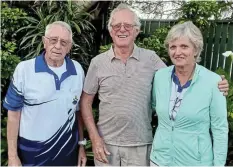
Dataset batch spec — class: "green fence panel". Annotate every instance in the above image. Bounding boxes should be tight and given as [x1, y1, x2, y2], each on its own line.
[218, 23, 228, 69]
[205, 24, 215, 69]
[225, 23, 233, 76]
[200, 32, 208, 66]
[212, 22, 222, 71]
[149, 21, 160, 34]
[225, 57, 232, 76]
[160, 21, 169, 28]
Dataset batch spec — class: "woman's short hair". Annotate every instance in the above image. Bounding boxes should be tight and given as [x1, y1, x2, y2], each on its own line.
[107, 3, 141, 31]
[164, 21, 203, 63]
[45, 21, 73, 43]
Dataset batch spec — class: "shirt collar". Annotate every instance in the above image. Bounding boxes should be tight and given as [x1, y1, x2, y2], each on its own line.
[108, 44, 140, 62]
[171, 67, 191, 92]
[35, 51, 77, 75]
[171, 64, 200, 92]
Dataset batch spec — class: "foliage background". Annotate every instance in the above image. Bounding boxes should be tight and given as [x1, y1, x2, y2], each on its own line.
[1, 3, 27, 165]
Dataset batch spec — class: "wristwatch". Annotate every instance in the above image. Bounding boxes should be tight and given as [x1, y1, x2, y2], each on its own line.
[78, 138, 87, 146]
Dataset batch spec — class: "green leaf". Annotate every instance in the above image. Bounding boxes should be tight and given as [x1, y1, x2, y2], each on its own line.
[71, 21, 81, 33]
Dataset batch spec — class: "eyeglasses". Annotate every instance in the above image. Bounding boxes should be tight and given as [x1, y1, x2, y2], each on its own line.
[44, 36, 70, 47]
[169, 97, 182, 121]
[111, 23, 136, 31]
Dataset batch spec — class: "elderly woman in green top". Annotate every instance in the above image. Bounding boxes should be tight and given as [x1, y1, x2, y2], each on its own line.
[150, 21, 228, 166]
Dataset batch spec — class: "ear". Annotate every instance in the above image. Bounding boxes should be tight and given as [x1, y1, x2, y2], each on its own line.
[135, 29, 140, 36]
[66, 43, 72, 54]
[194, 48, 199, 58]
[134, 29, 140, 40]
[42, 36, 46, 49]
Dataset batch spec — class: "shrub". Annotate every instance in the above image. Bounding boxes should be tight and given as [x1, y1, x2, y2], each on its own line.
[1, 3, 26, 165]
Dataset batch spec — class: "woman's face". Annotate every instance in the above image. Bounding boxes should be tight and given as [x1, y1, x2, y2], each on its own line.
[168, 36, 197, 67]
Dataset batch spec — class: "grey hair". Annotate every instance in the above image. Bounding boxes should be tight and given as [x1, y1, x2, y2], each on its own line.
[107, 3, 141, 31]
[164, 21, 203, 63]
[45, 21, 73, 42]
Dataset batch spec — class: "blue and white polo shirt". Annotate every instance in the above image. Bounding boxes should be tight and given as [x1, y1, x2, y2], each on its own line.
[3, 53, 84, 166]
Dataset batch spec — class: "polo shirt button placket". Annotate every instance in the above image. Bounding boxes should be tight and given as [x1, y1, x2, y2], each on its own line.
[55, 77, 60, 90]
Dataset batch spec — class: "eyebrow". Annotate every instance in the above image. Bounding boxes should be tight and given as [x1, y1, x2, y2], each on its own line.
[180, 44, 188, 47]
[112, 22, 134, 25]
[49, 36, 70, 41]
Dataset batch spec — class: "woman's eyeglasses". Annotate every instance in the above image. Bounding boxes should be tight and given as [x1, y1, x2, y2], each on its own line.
[170, 97, 182, 121]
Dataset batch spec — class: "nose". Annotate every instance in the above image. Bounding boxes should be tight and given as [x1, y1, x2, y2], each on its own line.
[119, 24, 126, 32]
[54, 40, 62, 49]
[174, 47, 182, 55]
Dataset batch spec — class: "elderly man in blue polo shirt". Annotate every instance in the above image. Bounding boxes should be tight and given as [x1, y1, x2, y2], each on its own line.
[3, 21, 86, 166]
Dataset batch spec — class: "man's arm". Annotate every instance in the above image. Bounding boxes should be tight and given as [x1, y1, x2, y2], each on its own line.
[7, 110, 22, 166]
[80, 92, 110, 164]
[77, 112, 87, 167]
[218, 75, 229, 96]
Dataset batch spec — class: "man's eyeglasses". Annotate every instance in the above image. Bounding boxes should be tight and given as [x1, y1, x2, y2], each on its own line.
[44, 36, 70, 47]
[111, 23, 136, 31]
[170, 97, 182, 121]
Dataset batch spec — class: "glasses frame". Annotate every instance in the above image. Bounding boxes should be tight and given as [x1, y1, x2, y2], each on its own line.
[44, 36, 71, 47]
[110, 23, 136, 31]
[170, 97, 182, 121]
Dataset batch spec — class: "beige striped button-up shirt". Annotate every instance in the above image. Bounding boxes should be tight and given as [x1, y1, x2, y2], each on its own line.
[83, 45, 166, 146]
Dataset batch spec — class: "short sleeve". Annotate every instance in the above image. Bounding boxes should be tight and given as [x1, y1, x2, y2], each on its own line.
[76, 64, 85, 112]
[151, 51, 167, 72]
[83, 59, 99, 95]
[3, 62, 25, 111]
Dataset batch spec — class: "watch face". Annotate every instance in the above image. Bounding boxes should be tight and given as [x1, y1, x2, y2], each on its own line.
[78, 139, 87, 145]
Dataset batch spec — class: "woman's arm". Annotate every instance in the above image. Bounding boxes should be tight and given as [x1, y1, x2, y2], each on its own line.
[210, 78, 228, 166]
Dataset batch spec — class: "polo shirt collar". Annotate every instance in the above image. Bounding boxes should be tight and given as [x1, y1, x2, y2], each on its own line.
[170, 63, 200, 92]
[35, 51, 77, 75]
[108, 44, 140, 62]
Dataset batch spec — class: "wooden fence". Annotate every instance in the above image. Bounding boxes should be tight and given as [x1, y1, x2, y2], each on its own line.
[141, 20, 233, 80]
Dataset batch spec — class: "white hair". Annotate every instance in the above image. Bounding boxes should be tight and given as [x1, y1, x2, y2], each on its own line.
[45, 21, 73, 42]
[164, 21, 203, 63]
[107, 3, 141, 31]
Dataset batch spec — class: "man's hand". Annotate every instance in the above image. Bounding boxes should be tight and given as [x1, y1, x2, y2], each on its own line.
[78, 146, 87, 167]
[218, 75, 229, 96]
[92, 137, 110, 164]
[8, 156, 22, 166]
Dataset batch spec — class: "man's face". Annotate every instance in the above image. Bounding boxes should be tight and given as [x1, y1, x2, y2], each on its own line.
[109, 9, 139, 48]
[42, 25, 72, 63]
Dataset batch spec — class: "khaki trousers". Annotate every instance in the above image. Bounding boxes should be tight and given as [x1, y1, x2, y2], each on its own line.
[94, 144, 152, 166]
